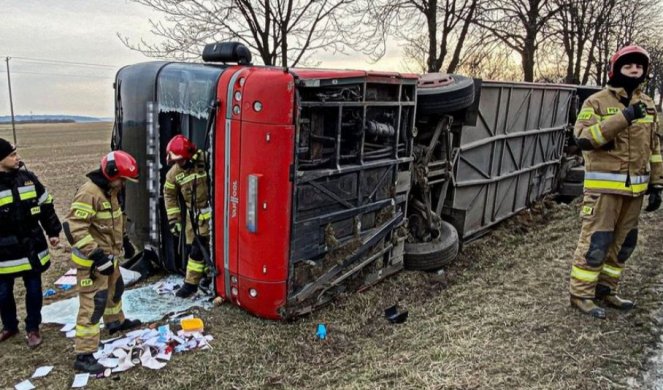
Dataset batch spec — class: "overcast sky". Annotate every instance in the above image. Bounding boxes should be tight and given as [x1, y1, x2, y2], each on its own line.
[0, 0, 403, 118]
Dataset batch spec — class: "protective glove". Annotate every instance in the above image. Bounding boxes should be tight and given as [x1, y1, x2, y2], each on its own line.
[645, 184, 663, 212]
[89, 248, 115, 276]
[622, 102, 647, 124]
[169, 222, 182, 236]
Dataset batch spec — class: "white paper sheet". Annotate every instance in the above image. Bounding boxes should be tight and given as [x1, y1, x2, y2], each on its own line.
[99, 357, 120, 368]
[65, 330, 76, 338]
[31, 366, 54, 378]
[71, 373, 89, 388]
[60, 323, 75, 332]
[15, 380, 35, 390]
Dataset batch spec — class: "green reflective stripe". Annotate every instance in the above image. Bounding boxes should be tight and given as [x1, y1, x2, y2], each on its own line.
[177, 172, 207, 185]
[584, 179, 648, 194]
[71, 202, 96, 215]
[104, 301, 123, 315]
[18, 185, 37, 200]
[0, 190, 13, 206]
[606, 107, 619, 114]
[96, 209, 122, 220]
[187, 259, 205, 273]
[577, 108, 598, 121]
[198, 206, 212, 221]
[651, 154, 663, 163]
[634, 114, 655, 124]
[571, 266, 599, 282]
[164, 181, 176, 190]
[588, 124, 607, 145]
[0, 257, 32, 274]
[584, 172, 649, 194]
[39, 250, 50, 265]
[72, 249, 94, 267]
[166, 207, 181, 216]
[601, 264, 622, 279]
[74, 234, 94, 248]
[76, 324, 100, 337]
[38, 192, 53, 205]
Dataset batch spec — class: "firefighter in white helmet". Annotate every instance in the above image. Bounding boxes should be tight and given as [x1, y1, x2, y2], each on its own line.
[569, 44, 662, 319]
[163, 135, 211, 298]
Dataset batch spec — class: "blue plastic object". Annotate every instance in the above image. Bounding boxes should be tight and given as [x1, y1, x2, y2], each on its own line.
[43, 289, 56, 297]
[158, 325, 169, 343]
[60, 284, 74, 291]
[316, 323, 327, 340]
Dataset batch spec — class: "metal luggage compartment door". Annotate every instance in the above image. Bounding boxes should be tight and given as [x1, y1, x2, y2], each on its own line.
[447, 82, 574, 240]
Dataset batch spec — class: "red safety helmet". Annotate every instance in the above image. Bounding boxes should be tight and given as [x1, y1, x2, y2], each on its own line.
[100, 150, 139, 182]
[166, 134, 197, 164]
[608, 45, 650, 79]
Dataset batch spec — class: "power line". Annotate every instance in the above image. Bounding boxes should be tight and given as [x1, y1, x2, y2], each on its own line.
[10, 56, 118, 69]
[0, 70, 114, 80]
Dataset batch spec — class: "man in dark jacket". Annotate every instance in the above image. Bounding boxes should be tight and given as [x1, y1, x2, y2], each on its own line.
[0, 138, 62, 347]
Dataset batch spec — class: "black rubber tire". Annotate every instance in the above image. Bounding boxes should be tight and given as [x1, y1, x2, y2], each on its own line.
[416, 74, 475, 116]
[404, 221, 459, 271]
[565, 166, 585, 183]
[558, 181, 584, 198]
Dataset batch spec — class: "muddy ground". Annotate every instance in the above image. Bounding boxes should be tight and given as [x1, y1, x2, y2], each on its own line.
[1, 122, 662, 389]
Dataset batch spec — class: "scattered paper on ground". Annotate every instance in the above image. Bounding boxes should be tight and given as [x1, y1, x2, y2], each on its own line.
[31, 366, 53, 378]
[55, 267, 141, 287]
[14, 380, 35, 390]
[43, 275, 212, 324]
[71, 373, 89, 388]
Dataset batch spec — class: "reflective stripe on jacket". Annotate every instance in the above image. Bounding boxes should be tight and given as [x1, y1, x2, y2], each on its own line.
[66, 175, 124, 268]
[575, 86, 662, 196]
[163, 150, 210, 243]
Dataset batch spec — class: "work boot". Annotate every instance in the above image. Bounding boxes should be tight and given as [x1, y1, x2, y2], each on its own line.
[595, 284, 634, 310]
[176, 282, 198, 298]
[0, 329, 18, 342]
[26, 330, 42, 348]
[570, 297, 606, 319]
[106, 318, 142, 335]
[74, 353, 105, 374]
[602, 295, 635, 310]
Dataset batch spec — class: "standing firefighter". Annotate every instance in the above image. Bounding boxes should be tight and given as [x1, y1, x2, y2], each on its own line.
[65, 151, 142, 373]
[163, 135, 211, 298]
[569, 45, 662, 319]
[0, 138, 61, 347]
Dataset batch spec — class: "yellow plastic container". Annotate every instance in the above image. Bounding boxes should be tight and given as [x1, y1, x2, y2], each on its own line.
[180, 317, 204, 332]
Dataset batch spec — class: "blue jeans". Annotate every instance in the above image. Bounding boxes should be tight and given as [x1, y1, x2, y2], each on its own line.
[0, 272, 43, 332]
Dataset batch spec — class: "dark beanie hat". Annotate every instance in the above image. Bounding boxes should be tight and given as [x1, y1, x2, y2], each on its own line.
[0, 138, 16, 161]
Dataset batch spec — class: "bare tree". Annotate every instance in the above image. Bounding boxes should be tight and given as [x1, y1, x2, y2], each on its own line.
[367, 0, 481, 73]
[474, 0, 559, 81]
[552, 0, 617, 84]
[119, 0, 376, 67]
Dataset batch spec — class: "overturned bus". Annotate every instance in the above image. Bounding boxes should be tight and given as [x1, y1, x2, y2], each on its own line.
[114, 42, 580, 320]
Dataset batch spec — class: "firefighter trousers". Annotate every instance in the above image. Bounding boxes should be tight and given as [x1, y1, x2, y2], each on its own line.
[569, 192, 643, 299]
[74, 260, 125, 354]
[185, 235, 210, 285]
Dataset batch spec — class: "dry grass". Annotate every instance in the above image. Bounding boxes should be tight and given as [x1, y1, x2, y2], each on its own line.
[0, 122, 662, 389]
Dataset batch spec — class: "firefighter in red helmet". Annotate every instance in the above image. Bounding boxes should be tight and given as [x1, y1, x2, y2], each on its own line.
[569, 44, 662, 318]
[163, 135, 211, 298]
[65, 150, 142, 373]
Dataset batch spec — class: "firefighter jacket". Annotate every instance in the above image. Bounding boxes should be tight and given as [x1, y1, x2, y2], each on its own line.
[163, 150, 210, 243]
[66, 170, 124, 268]
[0, 168, 61, 275]
[575, 86, 662, 196]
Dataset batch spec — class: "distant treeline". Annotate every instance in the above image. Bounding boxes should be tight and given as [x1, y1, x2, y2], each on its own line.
[0, 119, 76, 124]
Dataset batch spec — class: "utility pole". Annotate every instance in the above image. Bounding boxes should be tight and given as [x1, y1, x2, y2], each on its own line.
[5, 57, 17, 144]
